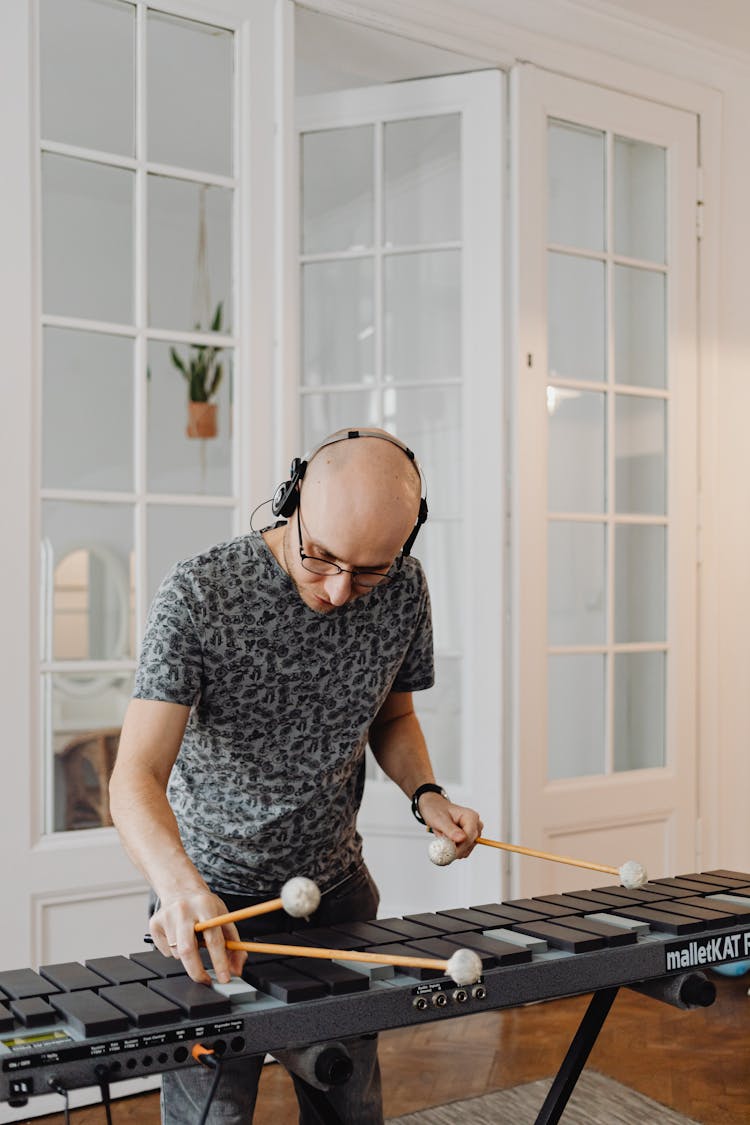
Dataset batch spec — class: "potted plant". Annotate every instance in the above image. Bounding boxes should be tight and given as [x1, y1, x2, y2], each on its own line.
[170, 301, 225, 438]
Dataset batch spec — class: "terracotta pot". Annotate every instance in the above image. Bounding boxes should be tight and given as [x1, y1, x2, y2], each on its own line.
[186, 401, 217, 439]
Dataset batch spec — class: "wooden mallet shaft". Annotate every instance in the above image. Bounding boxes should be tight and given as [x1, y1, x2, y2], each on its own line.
[475, 836, 618, 877]
[226, 939, 449, 974]
[195, 897, 284, 933]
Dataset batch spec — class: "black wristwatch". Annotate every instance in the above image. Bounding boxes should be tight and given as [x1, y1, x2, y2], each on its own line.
[411, 783, 449, 825]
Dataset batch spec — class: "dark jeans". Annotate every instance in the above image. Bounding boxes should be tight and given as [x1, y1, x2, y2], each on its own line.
[160, 864, 383, 1124]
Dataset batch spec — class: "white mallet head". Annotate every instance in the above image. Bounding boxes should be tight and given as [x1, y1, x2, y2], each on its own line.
[618, 860, 648, 889]
[447, 948, 482, 986]
[281, 876, 321, 919]
[428, 836, 458, 866]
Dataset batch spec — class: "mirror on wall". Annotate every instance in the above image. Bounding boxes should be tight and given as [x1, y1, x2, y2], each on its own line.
[51, 545, 133, 662]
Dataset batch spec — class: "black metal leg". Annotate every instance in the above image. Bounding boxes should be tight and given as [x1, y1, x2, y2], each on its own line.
[293, 1076, 347, 1125]
[533, 986, 619, 1125]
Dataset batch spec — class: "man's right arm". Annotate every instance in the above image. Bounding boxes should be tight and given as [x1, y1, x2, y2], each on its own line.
[109, 698, 245, 984]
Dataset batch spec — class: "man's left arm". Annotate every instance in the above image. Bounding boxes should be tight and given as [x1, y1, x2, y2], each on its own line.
[368, 691, 483, 859]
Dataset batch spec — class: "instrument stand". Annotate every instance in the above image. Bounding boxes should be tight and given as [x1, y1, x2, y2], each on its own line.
[293, 986, 620, 1125]
[534, 986, 620, 1125]
[293, 1076, 347, 1125]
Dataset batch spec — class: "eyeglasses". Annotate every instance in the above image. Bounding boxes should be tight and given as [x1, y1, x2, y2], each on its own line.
[296, 494, 393, 588]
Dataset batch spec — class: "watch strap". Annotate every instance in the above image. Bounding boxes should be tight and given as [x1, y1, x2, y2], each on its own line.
[411, 783, 449, 825]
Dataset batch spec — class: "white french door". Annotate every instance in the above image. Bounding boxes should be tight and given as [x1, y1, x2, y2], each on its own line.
[0, 0, 278, 1115]
[512, 65, 700, 896]
[295, 71, 505, 916]
[0, 0, 277, 992]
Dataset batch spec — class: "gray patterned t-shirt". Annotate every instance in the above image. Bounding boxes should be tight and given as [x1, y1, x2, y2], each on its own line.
[134, 532, 434, 896]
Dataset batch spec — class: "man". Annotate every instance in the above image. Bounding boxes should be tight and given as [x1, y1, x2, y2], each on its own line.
[109, 428, 483, 1124]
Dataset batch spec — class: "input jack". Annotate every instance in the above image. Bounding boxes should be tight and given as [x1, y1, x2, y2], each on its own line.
[472, 984, 487, 1000]
[452, 988, 468, 1004]
[431, 991, 448, 1007]
[412, 996, 428, 1011]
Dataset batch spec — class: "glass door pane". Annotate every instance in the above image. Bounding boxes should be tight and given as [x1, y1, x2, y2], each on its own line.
[302, 126, 374, 253]
[384, 251, 460, 383]
[614, 265, 666, 389]
[147, 178, 233, 334]
[546, 117, 668, 779]
[42, 154, 134, 323]
[548, 654, 605, 779]
[384, 115, 460, 245]
[39, 2, 237, 833]
[301, 259, 374, 387]
[614, 652, 666, 771]
[547, 389, 606, 513]
[48, 673, 133, 832]
[147, 10, 234, 175]
[147, 340, 233, 495]
[300, 108, 463, 784]
[43, 328, 134, 491]
[548, 120, 604, 251]
[40, 0, 135, 155]
[42, 500, 135, 663]
[547, 253, 606, 382]
[614, 136, 666, 263]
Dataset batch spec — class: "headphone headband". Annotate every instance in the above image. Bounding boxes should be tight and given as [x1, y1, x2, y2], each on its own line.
[270, 428, 428, 559]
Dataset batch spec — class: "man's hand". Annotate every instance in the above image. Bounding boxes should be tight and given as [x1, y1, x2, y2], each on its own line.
[149, 889, 247, 985]
[417, 792, 483, 859]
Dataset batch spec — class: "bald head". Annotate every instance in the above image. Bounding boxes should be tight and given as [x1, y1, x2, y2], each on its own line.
[302, 429, 421, 559]
[272, 429, 424, 611]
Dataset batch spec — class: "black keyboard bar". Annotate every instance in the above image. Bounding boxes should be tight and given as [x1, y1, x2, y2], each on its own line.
[0, 969, 59, 1001]
[40, 963, 110, 993]
[147, 977, 232, 1019]
[85, 956, 158, 986]
[10, 998, 57, 1029]
[50, 990, 130, 1037]
[99, 983, 182, 1028]
[512, 921, 606, 953]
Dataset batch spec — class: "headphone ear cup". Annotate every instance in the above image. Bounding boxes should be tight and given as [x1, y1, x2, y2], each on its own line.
[271, 457, 305, 518]
[271, 479, 299, 518]
[401, 496, 429, 558]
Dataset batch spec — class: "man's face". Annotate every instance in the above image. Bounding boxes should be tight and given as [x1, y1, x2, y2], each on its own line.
[283, 485, 414, 614]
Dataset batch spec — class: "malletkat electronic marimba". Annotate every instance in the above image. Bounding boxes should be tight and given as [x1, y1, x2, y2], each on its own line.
[2, 869, 749, 1124]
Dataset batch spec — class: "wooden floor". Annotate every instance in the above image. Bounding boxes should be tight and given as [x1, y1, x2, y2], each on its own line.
[33, 974, 750, 1124]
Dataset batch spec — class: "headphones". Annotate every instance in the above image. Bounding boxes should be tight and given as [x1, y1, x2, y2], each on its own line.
[271, 428, 429, 560]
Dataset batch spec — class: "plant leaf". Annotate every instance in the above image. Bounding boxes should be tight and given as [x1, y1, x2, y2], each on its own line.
[190, 368, 207, 402]
[169, 347, 187, 375]
[209, 363, 223, 398]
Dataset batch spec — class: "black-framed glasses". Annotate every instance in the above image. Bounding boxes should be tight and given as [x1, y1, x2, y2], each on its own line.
[296, 495, 393, 588]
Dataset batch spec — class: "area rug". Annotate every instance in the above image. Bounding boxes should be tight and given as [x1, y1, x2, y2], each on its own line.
[386, 1070, 700, 1124]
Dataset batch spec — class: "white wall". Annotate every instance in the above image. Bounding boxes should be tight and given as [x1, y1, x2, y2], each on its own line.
[711, 76, 750, 866]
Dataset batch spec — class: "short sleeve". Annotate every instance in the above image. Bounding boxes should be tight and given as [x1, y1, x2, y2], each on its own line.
[391, 566, 435, 693]
[133, 567, 204, 706]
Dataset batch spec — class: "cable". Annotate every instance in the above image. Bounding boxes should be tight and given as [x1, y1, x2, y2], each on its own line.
[94, 1064, 114, 1125]
[47, 1078, 70, 1125]
[193, 1044, 224, 1125]
[99, 1080, 113, 1125]
[249, 497, 277, 532]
